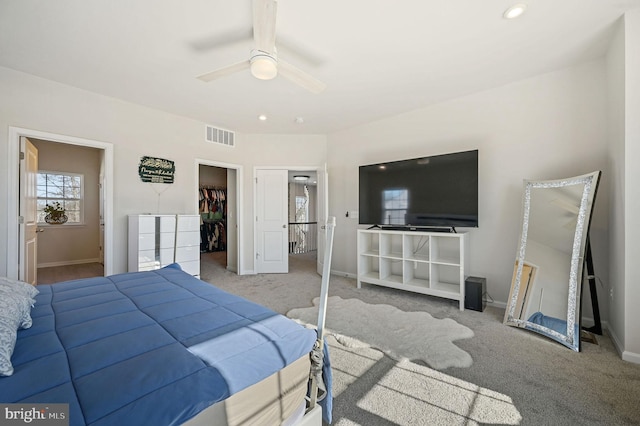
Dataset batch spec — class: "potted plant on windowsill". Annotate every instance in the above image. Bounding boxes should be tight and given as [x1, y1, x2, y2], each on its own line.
[44, 202, 68, 224]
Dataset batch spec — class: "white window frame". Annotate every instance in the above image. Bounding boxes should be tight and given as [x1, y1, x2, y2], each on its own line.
[37, 170, 85, 225]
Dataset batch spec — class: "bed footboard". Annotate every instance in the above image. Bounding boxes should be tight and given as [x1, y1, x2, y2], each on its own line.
[298, 405, 322, 426]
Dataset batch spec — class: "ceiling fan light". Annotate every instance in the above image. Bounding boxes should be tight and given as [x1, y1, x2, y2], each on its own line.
[250, 55, 278, 80]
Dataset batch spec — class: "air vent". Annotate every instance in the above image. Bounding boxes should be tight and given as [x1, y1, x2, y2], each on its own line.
[205, 125, 235, 147]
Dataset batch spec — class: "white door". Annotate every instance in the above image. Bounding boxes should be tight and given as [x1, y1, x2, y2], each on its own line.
[256, 169, 288, 273]
[19, 137, 39, 285]
[99, 168, 105, 265]
[316, 164, 328, 275]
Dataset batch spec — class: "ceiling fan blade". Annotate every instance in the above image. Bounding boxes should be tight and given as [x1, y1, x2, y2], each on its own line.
[253, 0, 277, 53]
[278, 60, 326, 94]
[196, 60, 250, 82]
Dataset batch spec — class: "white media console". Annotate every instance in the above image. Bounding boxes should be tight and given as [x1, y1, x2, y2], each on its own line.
[357, 229, 469, 310]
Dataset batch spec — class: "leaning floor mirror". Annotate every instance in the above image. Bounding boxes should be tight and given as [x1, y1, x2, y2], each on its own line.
[504, 171, 601, 351]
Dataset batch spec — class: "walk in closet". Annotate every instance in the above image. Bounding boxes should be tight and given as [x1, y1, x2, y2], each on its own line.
[198, 164, 229, 270]
[199, 186, 227, 253]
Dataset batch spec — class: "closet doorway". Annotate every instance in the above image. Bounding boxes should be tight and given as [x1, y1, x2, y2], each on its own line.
[197, 161, 241, 276]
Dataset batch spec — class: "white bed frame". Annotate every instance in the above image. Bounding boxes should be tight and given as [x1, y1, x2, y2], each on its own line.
[298, 405, 323, 426]
[303, 216, 336, 425]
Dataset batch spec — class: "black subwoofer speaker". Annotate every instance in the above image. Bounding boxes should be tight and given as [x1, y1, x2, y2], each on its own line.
[465, 276, 486, 312]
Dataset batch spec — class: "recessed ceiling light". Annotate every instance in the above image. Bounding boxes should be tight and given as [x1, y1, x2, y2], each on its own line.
[503, 3, 527, 19]
[258, 114, 267, 121]
[295, 116, 304, 124]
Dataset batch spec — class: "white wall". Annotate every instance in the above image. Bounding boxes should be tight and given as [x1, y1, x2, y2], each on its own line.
[606, 18, 626, 353]
[604, 10, 640, 364]
[0, 66, 327, 277]
[327, 60, 610, 308]
[623, 9, 640, 362]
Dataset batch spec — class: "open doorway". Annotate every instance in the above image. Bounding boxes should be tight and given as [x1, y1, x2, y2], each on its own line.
[254, 166, 327, 275]
[31, 139, 104, 284]
[197, 160, 241, 277]
[199, 164, 229, 273]
[288, 171, 318, 271]
[7, 126, 114, 283]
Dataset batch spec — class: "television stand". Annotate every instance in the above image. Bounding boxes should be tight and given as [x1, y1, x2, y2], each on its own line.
[357, 228, 469, 310]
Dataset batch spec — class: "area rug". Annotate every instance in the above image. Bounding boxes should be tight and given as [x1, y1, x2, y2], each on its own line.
[286, 296, 474, 369]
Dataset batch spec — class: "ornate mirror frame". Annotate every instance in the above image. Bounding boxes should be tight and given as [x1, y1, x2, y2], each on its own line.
[504, 171, 601, 351]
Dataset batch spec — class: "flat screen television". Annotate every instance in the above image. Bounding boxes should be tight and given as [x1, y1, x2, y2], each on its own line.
[358, 149, 478, 229]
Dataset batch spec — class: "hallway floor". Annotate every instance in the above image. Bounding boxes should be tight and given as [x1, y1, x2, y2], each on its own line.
[37, 262, 104, 284]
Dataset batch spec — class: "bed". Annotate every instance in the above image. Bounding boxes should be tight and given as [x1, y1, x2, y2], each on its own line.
[0, 262, 332, 425]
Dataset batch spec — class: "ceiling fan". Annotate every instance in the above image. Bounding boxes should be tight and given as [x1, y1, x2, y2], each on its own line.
[196, 0, 326, 94]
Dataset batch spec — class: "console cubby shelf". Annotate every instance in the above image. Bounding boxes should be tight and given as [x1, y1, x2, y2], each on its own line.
[357, 229, 469, 310]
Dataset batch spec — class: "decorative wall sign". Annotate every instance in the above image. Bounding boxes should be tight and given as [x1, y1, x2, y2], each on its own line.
[138, 156, 175, 184]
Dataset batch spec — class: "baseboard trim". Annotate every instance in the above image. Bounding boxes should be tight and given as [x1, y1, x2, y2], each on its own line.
[622, 350, 640, 364]
[331, 269, 356, 279]
[38, 258, 101, 268]
[608, 328, 640, 364]
[608, 327, 624, 356]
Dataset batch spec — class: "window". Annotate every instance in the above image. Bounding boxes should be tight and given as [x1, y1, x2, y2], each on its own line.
[295, 188, 310, 232]
[291, 187, 310, 253]
[37, 171, 84, 224]
[382, 189, 408, 225]
[295, 195, 308, 223]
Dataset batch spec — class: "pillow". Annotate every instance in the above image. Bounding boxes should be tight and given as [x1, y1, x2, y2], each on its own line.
[0, 277, 39, 299]
[0, 288, 34, 329]
[0, 293, 34, 376]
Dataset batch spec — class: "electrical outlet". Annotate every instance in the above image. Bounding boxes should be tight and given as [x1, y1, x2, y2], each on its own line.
[610, 288, 614, 299]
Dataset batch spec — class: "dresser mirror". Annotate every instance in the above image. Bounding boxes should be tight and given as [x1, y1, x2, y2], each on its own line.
[504, 171, 601, 351]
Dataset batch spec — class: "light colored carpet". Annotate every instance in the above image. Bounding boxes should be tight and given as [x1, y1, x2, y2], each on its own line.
[287, 296, 474, 370]
[200, 252, 640, 425]
[327, 337, 522, 426]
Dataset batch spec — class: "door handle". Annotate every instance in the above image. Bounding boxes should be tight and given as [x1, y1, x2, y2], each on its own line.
[36, 228, 45, 233]
[283, 224, 287, 228]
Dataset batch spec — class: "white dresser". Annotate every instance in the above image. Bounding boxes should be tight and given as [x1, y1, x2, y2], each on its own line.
[128, 214, 200, 277]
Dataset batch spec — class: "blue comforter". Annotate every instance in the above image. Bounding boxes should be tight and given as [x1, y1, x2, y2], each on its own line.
[1, 264, 325, 425]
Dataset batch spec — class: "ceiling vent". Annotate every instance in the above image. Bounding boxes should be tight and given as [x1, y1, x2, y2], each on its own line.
[205, 125, 235, 147]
